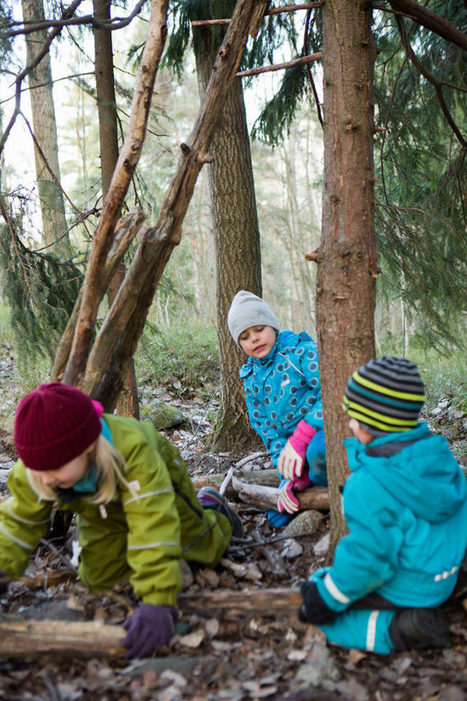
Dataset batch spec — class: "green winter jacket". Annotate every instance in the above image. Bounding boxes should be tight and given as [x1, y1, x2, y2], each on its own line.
[0, 414, 231, 606]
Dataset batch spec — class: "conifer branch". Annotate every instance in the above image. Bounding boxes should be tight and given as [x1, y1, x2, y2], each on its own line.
[387, 0, 467, 52]
[191, 3, 322, 27]
[0, 0, 147, 38]
[396, 17, 466, 148]
[22, 116, 85, 221]
[236, 52, 322, 78]
[303, 7, 323, 128]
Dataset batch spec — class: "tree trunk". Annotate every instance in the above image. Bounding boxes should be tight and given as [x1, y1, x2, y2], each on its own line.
[21, 0, 71, 257]
[93, 0, 139, 417]
[192, 11, 263, 450]
[318, 1, 377, 551]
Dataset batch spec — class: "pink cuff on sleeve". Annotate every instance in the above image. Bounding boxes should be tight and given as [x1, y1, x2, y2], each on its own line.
[289, 420, 317, 454]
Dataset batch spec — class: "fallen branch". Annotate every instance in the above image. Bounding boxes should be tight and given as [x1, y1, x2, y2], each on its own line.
[178, 587, 302, 618]
[191, 467, 280, 498]
[233, 476, 329, 512]
[0, 618, 124, 657]
[0, 569, 77, 589]
[0, 587, 310, 656]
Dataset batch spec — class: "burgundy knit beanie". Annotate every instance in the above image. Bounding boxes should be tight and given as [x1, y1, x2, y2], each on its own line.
[14, 383, 102, 471]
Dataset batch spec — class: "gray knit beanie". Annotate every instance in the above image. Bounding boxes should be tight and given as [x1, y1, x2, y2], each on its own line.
[227, 291, 280, 347]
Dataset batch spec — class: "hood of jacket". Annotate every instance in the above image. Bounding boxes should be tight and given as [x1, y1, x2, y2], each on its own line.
[343, 422, 466, 523]
[240, 329, 312, 379]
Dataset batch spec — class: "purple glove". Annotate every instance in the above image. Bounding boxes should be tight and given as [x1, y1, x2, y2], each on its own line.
[121, 604, 177, 659]
[277, 421, 317, 479]
[277, 473, 311, 514]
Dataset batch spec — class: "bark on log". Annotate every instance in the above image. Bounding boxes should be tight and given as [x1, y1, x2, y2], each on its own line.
[178, 587, 302, 618]
[0, 618, 124, 657]
[232, 476, 329, 512]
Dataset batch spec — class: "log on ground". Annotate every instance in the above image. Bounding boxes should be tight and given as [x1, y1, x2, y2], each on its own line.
[0, 618, 124, 657]
[192, 467, 280, 499]
[0, 587, 307, 656]
[178, 586, 302, 619]
[232, 476, 329, 512]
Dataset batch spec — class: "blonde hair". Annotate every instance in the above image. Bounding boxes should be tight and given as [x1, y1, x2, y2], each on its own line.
[27, 433, 130, 505]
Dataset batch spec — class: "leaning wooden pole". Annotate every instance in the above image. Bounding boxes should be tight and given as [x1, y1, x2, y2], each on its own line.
[50, 209, 146, 381]
[62, 0, 170, 387]
[81, 0, 271, 408]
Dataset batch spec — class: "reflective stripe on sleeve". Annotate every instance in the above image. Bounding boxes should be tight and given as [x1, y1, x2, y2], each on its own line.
[127, 540, 180, 551]
[324, 572, 351, 604]
[0, 522, 36, 551]
[122, 489, 173, 506]
[7, 502, 49, 526]
[366, 610, 379, 652]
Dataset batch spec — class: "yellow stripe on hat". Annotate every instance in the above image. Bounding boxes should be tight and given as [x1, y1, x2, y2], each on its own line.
[345, 408, 417, 432]
[344, 398, 419, 427]
[353, 371, 425, 402]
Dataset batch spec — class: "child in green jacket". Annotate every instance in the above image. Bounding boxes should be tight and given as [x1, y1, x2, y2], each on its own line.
[0, 383, 241, 658]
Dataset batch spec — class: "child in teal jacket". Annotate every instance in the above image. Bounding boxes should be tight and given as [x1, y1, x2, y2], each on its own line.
[299, 357, 467, 654]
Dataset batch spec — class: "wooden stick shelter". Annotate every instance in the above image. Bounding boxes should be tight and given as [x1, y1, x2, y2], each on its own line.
[58, 0, 271, 410]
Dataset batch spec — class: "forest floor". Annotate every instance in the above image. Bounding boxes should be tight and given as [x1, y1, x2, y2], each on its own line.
[0, 364, 465, 701]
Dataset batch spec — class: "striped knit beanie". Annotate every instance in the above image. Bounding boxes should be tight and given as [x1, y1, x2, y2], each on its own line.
[343, 357, 425, 433]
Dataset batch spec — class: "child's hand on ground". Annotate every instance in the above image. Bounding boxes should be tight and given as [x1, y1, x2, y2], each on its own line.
[277, 421, 317, 479]
[298, 579, 338, 625]
[121, 603, 177, 659]
[277, 473, 311, 514]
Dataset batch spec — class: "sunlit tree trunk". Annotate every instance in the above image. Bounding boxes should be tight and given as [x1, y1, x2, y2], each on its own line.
[21, 0, 71, 256]
[194, 22, 262, 450]
[318, 0, 377, 550]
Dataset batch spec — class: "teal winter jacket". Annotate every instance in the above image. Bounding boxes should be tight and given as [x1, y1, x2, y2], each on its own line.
[315, 422, 467, 611]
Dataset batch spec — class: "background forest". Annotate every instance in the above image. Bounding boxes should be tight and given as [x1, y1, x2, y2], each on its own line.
[1, 0, 464, 357]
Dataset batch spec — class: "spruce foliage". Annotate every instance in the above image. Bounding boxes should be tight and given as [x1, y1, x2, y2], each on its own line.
[373, 1, 466, 347]
[250, 1, 466, 347]
[0, 219, 83, 361]
[0, 3, 14, 70]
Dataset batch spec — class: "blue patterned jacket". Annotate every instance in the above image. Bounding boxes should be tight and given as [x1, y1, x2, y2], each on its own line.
[240, 330, 324, 467]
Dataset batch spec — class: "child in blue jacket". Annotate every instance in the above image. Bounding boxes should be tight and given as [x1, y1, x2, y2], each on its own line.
[228, 290, 327, 527]
[299, 356, 467, 654]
